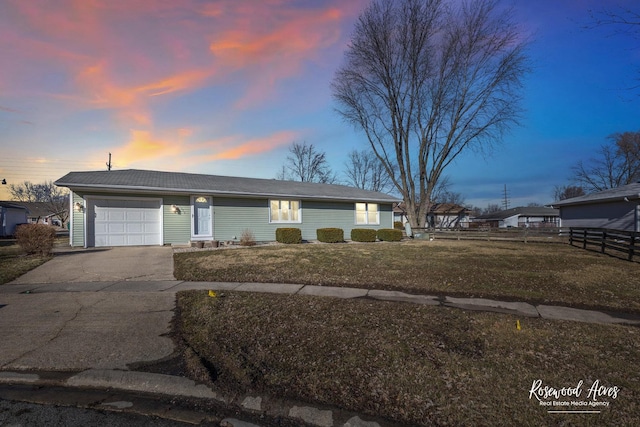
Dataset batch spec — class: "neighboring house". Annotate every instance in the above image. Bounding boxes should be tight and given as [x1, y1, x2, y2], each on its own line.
[472, 206, 560, 228]
[393, 202, 471, 228]
[393, 202, 408, 225]
[428, 203, 472, 228]
[551, 182, 640, 232]
[54, 169, 399, 248]
[0, 202, 28, 237]
[11, 202, 67, 227]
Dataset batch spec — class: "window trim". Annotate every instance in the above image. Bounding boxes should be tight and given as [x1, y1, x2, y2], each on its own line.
[269, 199, 302, 224]
[355, 202, 380, 225]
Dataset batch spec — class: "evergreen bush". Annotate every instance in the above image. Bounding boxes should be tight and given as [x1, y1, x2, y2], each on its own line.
[377, 228, 403, 242]
[317, 228, 344, 243]
[275, 228, 302, 244]
[351, 228, 377, 242]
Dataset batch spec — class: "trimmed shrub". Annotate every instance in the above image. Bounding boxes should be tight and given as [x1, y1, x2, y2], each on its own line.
[377, 228, 403, 242]
[239, 229, 256, 246]
[16, 224, 57, 255]
[351, 228, 377, 242]
[275, 228, 302, 244]
[394, 221, 404, 230]
[317, 228, 344, 243]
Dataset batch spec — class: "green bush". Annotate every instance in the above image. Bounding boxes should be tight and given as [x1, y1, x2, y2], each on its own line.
[275, 228, 302, 244]
[16, 224, 57, 255]
[377, 228, 403, 242]
[351, 228, 377, 242]
[317, 228, 344, 243]
[394, 221, 404, 230]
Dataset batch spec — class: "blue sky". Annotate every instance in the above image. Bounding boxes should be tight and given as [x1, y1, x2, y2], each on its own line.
[0, 0, 638, 209]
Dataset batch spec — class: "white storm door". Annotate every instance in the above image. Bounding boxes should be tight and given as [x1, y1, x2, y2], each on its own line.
[192, 196, 212, 239]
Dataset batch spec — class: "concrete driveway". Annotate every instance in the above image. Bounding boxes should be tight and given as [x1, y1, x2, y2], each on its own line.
[2, 246, 177, 370]
[10, 246, 175, 284]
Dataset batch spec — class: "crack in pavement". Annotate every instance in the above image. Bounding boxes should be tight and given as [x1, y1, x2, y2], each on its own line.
[1, 295, 108, 369]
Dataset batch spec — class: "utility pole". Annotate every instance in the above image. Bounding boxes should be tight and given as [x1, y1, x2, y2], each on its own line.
[106, 153, 112, 171]
[502, 184, 510, 210]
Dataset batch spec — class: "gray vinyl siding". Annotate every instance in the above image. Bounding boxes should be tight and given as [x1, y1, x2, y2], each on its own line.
[68, 190, 394, 245]
[71, 192, 85, 247]
[560, 201, 638, 232]
[163, 195, 191, 245]
[213, 197, 393, 242]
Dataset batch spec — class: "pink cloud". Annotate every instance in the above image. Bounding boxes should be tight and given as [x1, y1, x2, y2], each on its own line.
[203, 130, 298, 161]
[0, 0, 364, 166]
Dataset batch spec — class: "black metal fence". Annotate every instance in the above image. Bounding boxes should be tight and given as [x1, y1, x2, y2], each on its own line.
[569, 227, 638, 261]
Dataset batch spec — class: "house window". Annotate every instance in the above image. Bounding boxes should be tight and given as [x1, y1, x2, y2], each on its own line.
[355, 203, 379, 225]
[270, 200, 301, 223]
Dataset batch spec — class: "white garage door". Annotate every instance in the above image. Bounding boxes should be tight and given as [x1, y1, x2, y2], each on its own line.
[90, 198, 162, 247]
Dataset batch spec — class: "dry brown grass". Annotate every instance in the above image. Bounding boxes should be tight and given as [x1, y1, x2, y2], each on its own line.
[0, 240, 52, 285]
[176, 290, 640, 426]
[174, 240, 640, 313]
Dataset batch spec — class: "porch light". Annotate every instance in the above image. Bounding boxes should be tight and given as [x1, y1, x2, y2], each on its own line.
[171, 204, 181, 214]
[74, 202, 84, 212]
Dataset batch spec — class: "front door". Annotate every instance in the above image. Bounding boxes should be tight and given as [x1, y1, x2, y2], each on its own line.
[192, 196, 212, 239]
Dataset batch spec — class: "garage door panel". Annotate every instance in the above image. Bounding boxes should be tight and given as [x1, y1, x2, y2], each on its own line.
[126, 223, 144, 233]
[91, 198, 162, 247]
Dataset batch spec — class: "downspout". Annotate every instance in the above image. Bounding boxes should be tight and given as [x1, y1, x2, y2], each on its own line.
[69, 191, 74, 246]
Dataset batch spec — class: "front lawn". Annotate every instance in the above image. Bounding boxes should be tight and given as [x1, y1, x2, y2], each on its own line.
[174, 240, 640, 313]
[176, 290, 640, 426]
[0, 240, 51, 285]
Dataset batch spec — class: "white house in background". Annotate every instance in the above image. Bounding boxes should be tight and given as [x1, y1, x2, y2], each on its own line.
[428, 203, 472, 228]
[472, 206, 560, 228]
[552, 182, 640, 232]
[393, 203, 408, 225]
[0, 202, 28, 237]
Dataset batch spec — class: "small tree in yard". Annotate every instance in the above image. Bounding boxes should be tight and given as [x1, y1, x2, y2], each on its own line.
[332, 0, 529, 228]
[16, 224, 57, 256]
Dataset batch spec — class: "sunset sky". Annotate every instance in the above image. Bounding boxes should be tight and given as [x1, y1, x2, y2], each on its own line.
[0, 0, 638, 208]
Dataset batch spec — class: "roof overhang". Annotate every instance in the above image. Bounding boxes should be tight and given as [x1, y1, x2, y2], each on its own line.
[58, 183, 400, 204]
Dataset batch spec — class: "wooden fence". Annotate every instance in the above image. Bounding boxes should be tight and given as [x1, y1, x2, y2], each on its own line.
[568, 227, 638, 261]
[410, 227, 566, 244]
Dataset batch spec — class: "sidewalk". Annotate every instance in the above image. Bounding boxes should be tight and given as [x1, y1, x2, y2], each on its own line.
[2, 280, 639, 326]
[1, 280, 639, 427]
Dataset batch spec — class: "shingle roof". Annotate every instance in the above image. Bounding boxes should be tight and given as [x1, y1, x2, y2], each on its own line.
[0, 201, 28, 210]
[55, 169, 399, 203]
[474, 206, 559, 221]
[429, 203, 471, 214]
[9, 202, 62, 217]
[552, 182, 640, 207]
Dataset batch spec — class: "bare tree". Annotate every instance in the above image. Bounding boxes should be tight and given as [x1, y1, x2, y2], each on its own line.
[572, 131, 640, 192]
[343, 149, 393, 192]
[9, 180, 69, 225]
[279, 141, 336, 184]
[482, 203, 502, 215]
[435, 189, 465, 205]
[332, 0, 529, 227]
[587, 6, 640, 92]
[553, 185, 585, 201]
